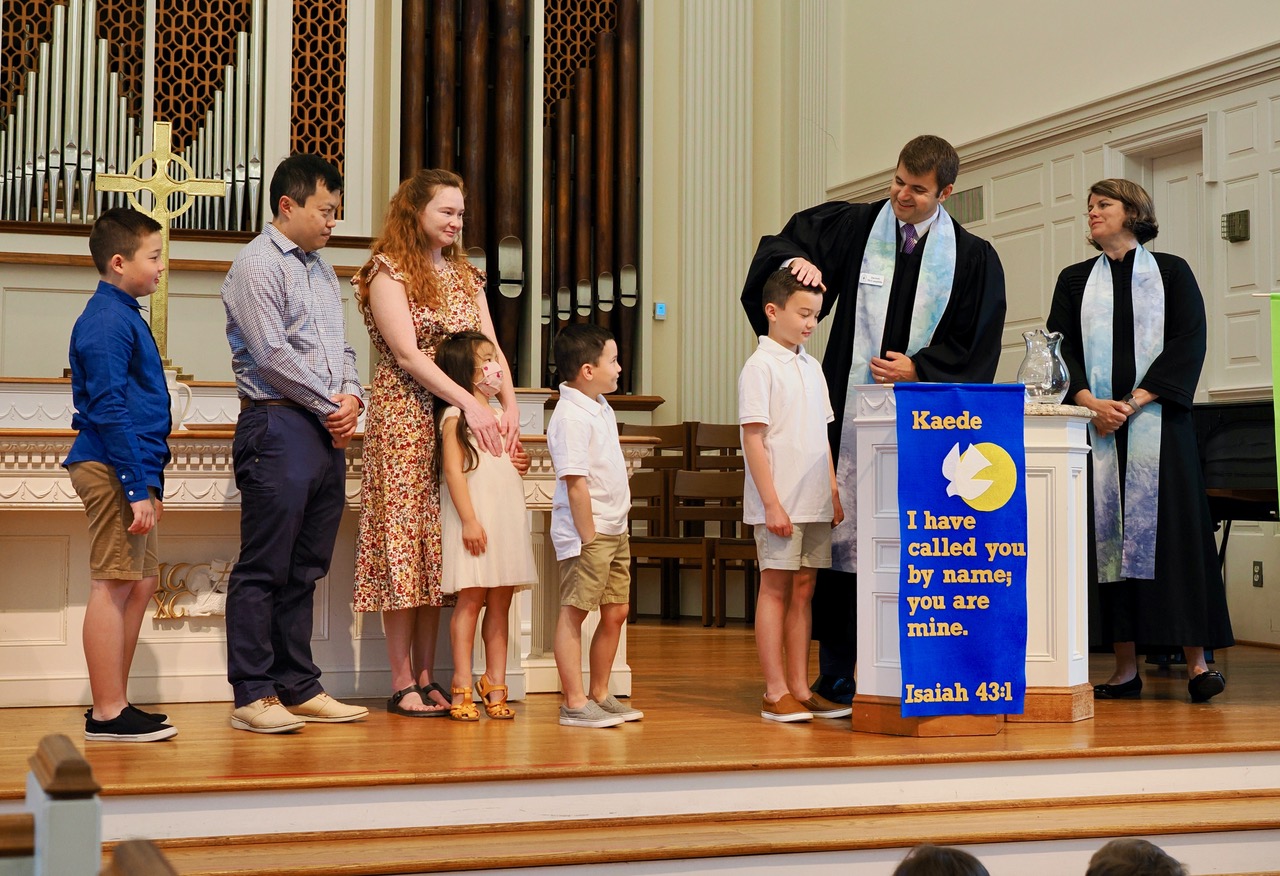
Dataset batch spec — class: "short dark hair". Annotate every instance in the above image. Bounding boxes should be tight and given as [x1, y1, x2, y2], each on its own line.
[554, 323, 613, 384]
[762, 268, 822, 312]
[1086, 839, 1187, 876]
[1087, 178, 1159, 249]
[268, 154, 343, 217]
[88, 207, 163, 274]
[892, 844, 990, 876]
[898, 135, 960, 193]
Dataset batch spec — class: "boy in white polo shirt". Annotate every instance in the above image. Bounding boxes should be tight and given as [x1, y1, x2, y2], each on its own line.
[548, 323, 642, 729]
[740, 269, 848, 723]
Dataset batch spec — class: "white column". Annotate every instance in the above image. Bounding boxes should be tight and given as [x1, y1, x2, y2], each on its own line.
[679, 1, 754, 423]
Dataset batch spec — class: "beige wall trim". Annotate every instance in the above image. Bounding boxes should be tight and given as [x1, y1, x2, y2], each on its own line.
[831, 42, 1280, 202]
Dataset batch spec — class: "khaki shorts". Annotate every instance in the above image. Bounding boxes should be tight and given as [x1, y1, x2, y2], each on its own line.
[68, 461, 158, 580]
[558, 532, 631, 610]
[754, 521, 832, 572]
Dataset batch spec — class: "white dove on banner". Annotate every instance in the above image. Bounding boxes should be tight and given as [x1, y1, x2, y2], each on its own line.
[942, 442, 993, 500]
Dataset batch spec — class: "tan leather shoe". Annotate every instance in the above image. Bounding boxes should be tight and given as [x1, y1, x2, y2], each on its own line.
[230, 696, 305, 734]
[760, 693, 814, 723]
[286, 692, 369, 723]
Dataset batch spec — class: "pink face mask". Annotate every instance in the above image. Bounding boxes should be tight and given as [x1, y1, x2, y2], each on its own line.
[475, 360, 503, 398]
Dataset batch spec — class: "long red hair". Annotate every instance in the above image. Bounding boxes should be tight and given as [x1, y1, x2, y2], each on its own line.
[355, 168, 480, 314]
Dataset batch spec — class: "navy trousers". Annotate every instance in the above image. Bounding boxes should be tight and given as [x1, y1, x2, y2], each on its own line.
[226, 406, 346, 707]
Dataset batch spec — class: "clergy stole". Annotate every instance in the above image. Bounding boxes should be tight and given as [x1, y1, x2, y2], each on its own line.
[1081, 245, 1164, 582]
[830, 203, 958, 572]
[1272, 296, 1280, 498]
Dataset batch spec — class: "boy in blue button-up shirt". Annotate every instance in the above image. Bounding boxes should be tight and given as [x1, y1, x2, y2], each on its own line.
[63, 207, 177, 742]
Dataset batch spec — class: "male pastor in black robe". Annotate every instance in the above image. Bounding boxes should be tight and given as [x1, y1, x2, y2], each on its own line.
[740, 135, 1006, 703]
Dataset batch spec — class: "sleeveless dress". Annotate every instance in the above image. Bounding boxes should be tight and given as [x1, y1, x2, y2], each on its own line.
[352, 254, 483, 612]
[438, 405, 537, 593]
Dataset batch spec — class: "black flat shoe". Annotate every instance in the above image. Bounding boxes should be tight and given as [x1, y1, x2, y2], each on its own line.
[1188, 670, 1226, 703]
[813, 674, 855, 706]
[1093, 675, 1142, 699]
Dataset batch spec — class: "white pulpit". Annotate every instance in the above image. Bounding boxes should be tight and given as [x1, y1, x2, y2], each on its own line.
[849, 385, 1094, 736]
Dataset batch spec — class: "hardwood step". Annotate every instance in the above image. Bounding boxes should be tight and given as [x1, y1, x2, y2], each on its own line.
[133, 792, 1280, 875]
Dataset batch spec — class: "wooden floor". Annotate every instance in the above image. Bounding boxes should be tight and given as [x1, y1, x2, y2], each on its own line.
[1, 621, 1278, 802]
[4, 623, 1280, 874]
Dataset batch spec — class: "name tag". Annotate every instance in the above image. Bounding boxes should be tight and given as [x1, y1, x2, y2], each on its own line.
[860, 272, 885, 286]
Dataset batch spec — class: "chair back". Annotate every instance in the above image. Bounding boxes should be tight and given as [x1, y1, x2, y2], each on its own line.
[627, 469, 669, 537]
[619, 422, 691, 471]
[672, 469, 748, 537]
[692, 422, 744, 470]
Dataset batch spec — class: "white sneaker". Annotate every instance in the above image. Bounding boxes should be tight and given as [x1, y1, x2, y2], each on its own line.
[592, 694, 644, 722]
[559, 701, 625, 728]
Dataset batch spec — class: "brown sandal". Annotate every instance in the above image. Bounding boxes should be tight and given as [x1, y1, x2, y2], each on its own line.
[449, 686, 479, 722]
[475, 675, 515, 720]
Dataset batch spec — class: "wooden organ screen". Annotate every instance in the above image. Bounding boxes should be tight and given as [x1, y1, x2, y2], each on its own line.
[399, 0, 640, 391]
[400, 0, 530, 383]
[543, 0, 639, 391]
[0, 0, 345, 232]
[290, 0, 347, 202]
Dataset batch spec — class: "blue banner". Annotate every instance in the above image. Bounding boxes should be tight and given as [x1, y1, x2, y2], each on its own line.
[894, 384, 1028, 717]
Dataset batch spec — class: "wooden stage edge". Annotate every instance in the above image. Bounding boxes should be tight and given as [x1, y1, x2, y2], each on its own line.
[1, 622, 1278, 803]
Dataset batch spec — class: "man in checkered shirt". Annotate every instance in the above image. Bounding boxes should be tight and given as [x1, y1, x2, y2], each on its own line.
[220, 154, 368, 734]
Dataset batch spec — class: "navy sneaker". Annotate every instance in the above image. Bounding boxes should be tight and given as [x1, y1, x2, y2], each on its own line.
[85, 708, 177, 742]
[813, 674, 855, 706]
[85, 704, 168, 724]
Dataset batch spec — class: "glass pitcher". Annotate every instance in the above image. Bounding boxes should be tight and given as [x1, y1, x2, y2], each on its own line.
[1016, 328, 1070, 405]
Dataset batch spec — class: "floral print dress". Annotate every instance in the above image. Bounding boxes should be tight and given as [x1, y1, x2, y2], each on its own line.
[352, 253, 482, 612]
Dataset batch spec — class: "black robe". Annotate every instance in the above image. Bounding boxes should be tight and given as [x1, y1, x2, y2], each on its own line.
[741, 199, 1007, 646]
[1047, 249, 1233, 649]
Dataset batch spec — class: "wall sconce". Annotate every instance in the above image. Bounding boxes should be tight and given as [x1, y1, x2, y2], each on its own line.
[1221, 210, 1250, 242]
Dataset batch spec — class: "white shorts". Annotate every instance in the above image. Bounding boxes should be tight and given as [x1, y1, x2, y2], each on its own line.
[754, 521, 832, 572]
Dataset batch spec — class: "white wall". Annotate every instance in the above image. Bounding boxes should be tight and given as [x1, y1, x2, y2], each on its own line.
[834, 0, 1280, 188]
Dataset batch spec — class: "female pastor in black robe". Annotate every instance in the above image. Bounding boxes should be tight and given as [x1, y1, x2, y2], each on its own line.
[1047, 178, 1232, 703]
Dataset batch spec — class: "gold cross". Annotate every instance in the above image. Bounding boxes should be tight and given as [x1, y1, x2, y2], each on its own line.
[96, 121, 225, 362]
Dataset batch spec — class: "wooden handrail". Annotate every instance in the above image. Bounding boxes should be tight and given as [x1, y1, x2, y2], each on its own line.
[0, 813, 35, 858]
[28, 734, 101, 799]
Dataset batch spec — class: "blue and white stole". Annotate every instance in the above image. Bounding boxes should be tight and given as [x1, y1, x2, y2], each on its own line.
[830, 202, 958, 571]
[1081, 245, 1164, 582]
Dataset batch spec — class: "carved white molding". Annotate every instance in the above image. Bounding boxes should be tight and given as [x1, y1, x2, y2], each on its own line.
[0, 380, 553, 433]
[0, 432, 363, 510]
[0, 428, 649, 512]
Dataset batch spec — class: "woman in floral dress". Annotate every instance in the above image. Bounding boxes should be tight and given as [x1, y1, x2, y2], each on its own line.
[353, 169, 522, 715]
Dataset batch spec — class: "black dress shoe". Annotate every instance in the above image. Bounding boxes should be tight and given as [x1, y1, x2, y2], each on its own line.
[813, 675, 855, 706]
[1188, 670, 1225, 703]
[1093, 675, 1142, 699]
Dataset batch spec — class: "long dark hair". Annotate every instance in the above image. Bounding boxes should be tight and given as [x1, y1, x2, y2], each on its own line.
[433, 330, 492, 474]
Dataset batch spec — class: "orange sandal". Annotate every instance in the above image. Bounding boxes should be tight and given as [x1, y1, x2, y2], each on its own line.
[449, 686, 479, 722]
[475, 675, 515, 720]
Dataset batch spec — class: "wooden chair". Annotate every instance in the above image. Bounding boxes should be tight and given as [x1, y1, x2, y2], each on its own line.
[628, 469, 716, 625]
[618, 422, 692, 473]
[620, 423, 692, 619]
[674, 469, 758, 627]
[692, 422, 744, 470]
[626, 470, 678, 622]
